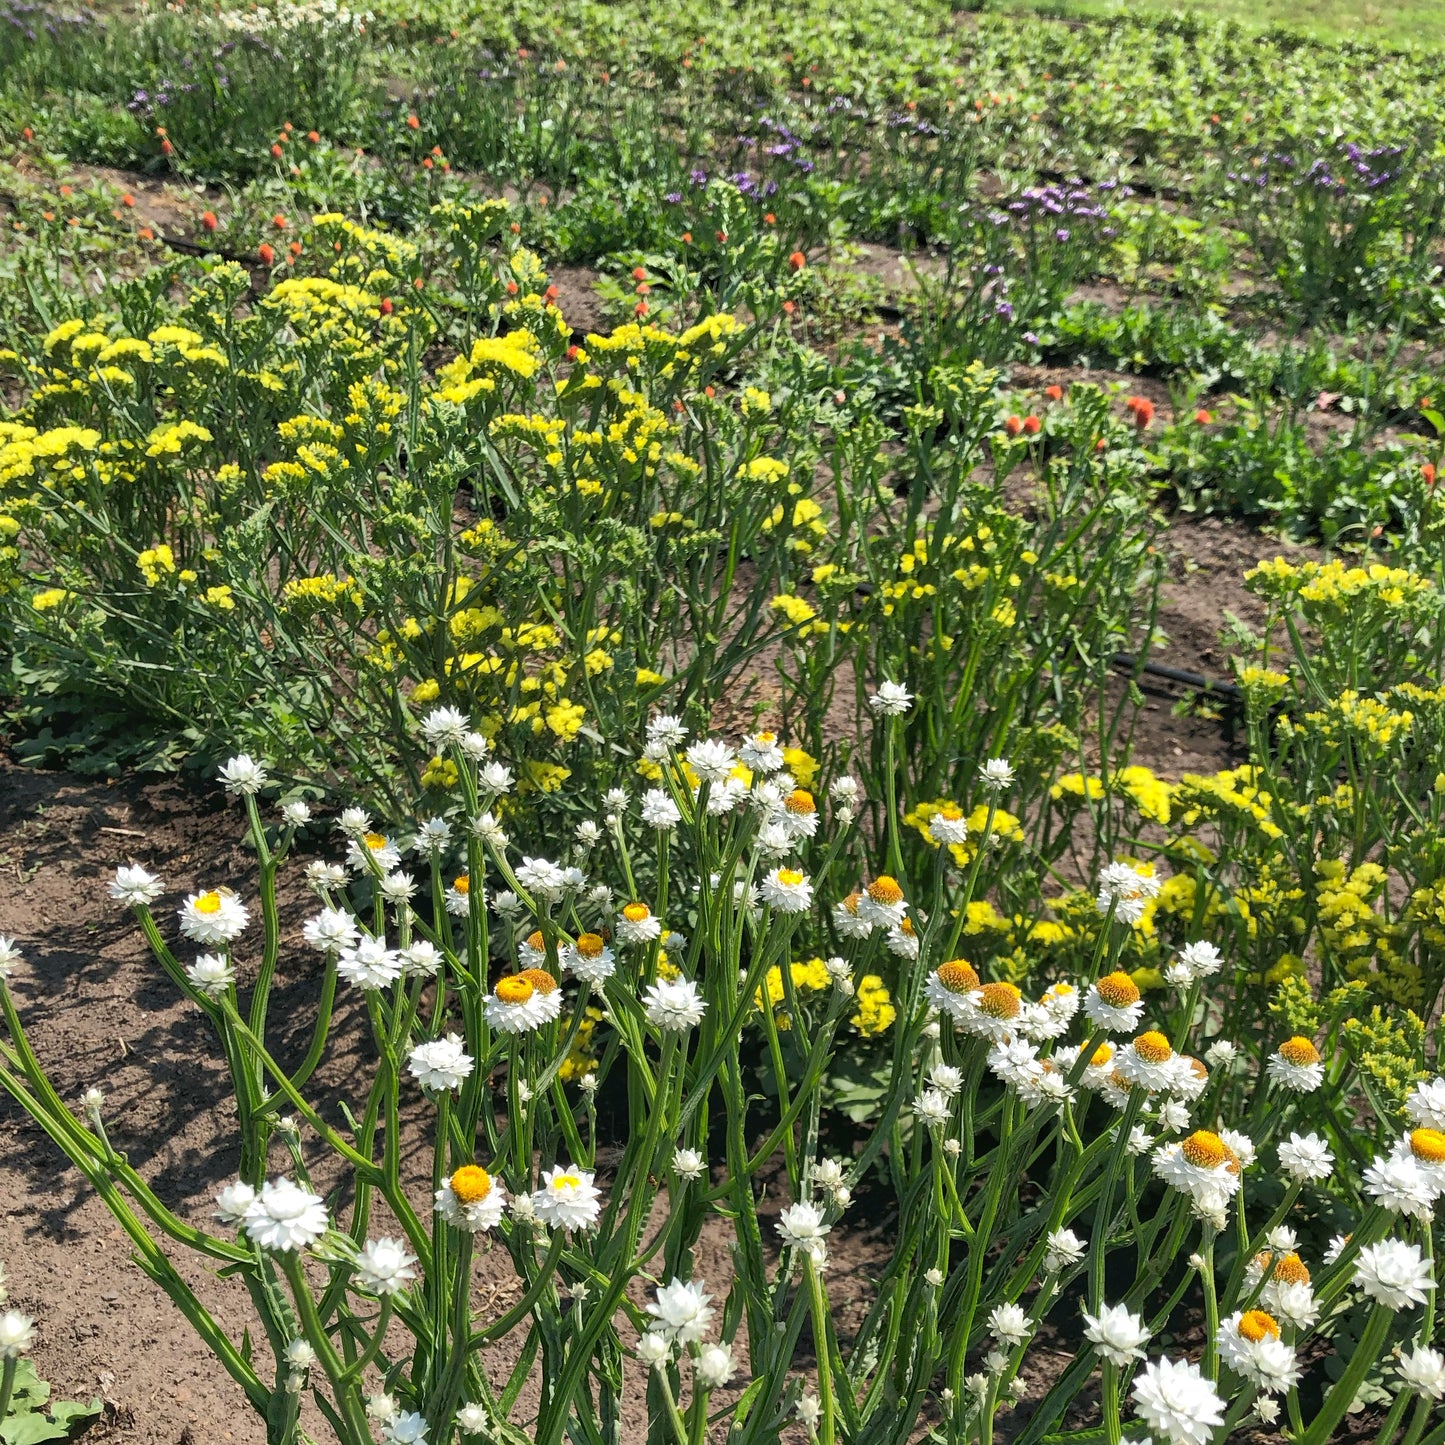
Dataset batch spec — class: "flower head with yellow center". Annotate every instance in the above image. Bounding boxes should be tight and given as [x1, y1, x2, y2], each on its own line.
[435, 1162, 507, 1232]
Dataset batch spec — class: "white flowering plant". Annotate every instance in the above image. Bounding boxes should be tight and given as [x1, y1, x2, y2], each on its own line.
[3, 694, 1445, 1445]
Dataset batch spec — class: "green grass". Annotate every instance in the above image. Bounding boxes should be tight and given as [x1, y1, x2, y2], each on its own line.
[989, 0, 1445, 49]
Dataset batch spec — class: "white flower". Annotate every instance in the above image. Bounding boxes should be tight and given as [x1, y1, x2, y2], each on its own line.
[979, 758, 1015, 791]
[0, 937, 21, 982]
[421, 706, 470, 750]
[1177, 941, 1222, 978]
[929, 1064, 965, 1096]
[913, 1088, 952, 1128]
[305, 861, 348, 892]
[647, 714, 687, 748]
[515, 856, 567, 901]
[1153, 1133, 1241, 1219]
[280, 800, 312, 827]
[532, 1164, 602, 1231]
[485, 974, 562, 1033]
[885, 921, 920, 960]
[1217, 1313, 1298, 1392]
[1406, 1078, 1445, 1131]
[413, 817, 453, 856]
[401, 940, 443, 977]
[408, 1034, 474, 1092]
[686, 739, 738, 783]
[1043, 1228, 1086, 1273]
[1365, 1151, 1438, 1219]
[1266, 1280, 1319, 1330]
[1355, 1240, 1436, 1310]
[283, 1338, 316, 1371]
[1131, 1356, 1225, 1445]
[178, 889, 249, 945]
[243, 1177, 328, 1252]
[647, 1278, 715, 1343]
[1096, 861, 1161, 926]
[459, 732, 490, 763]
[338, 807, 371, 838]
[219, 753, 268, 795]
[695, 1342, 736, 1388]
[641, 789, 682, 829]
[672, 1148, 705, 1181]
[383, 1411, 429, 1445]
[927, 808, 970, 846]
[366, 1393, 399, 1424]
[471, 812, 508, 848]
[0, 1311, 35, 1358]
[643, 978, 707, 1031]
[1083, 973, 1145, 1033]
[1083, 1303, 1150, 1366]
[1267, 1037, 1325, 1092]
[754, 822, 793, 859]
[214, 1180, 257, 1226]
[337, 935, 403, 991]
[617, 903, 663, 946]
[635, 1331, 672, 1369]
[740, 731, 785, 773]
[480, 762, 514, 795]
[1203, 1039, 1237, 1069]
[303, 907, 359, 953]
[492, 890, 523, 919]
[778, 1200, 830, 1263]
[187, 953, 234, 997]
[796, 1393, 822, 1428]
[380, 872, 416, 904]
[355, 1237, 417, 1295]
[456, 1404, 490, 1435]
[110, 864, 163, 907]
[988, 1303, 1030, 1347]
[1218, 1128, 1255, 1170]
[81, 1086, 104, 1119]
[759, 866, 813, 913]
[868, 681, 913, 716]
[1324, 1235, 1349, 1266]
[435, 1166, 507, 1233]
[346, 831, 402, 874]
[1397, 1346, 1445, 1400]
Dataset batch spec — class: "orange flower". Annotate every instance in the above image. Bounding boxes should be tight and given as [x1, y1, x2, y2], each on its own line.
[788, 250, 806, 270]
[257, 242, 275, 265]
[1044, 383, 1063, 401]
[201, 211, 218, 232]
[1004, 415, 1023, 436]
[1022, 415, 1040, 434]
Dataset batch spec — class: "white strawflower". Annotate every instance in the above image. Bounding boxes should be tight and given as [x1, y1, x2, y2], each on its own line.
[408, 1034, 474, 1092]
[1203, 1039, 1237, 1069]
[0, 1311, 35, 1358]
[337, 936, 403, 991]
[303, 907, 359, 953]
[1083, 1303, 1150, 1366]
[1043, 1228, 1086, 1273]
[1397, 1346, 1445, 1400]
[1177, 941, 1222, 977]
[338, 807, 371, 838]
[647, 1277, 715, 1343]
[1217, 1312, 1298, 1392]
[635, 1330, 672, 1369]
[868, 681, 913, 716]
[695, 1342, 736, 1387]
[401, 940, 442, 977]
[480, 762, 514, 795]
[355, 1237, 418, 1295]
[187, 954, 234, 998]
[366, 1393, 399, 1424]
[243, 1177, 328, 1252]
[647, 714, 687, 748]
[346, 831, 402, 873]
[1083, 972, 1145, 1033]
[0, 937, 21, 982]
[383, 1411, 429, 1445]
[110, 864, 163, 907]
[532, 1164, 602, 1231]
[758, 866, 813, 913]
[178, 889, 249, 945]
[421, 706, 470, 750]
[1095, 861, 1161, 927]
[929, 1064, 965, 1096]
[435, 1166, 507, 1233]
[1355, 1240, 1436, 1310]
[471, 812, 508, 848]
[1131, 1356, 1225, 1445]
[218, 753, 267, 795]
[515, 856, 566, 901]
[280, 800, 312, 826]
[988, 1302, 1030, 1347]
[456, 1404, 490, 1435]
[796, 1394, 822, 1428]
[979, 758, 1015, 791]
[643, 977, 707, 1031]
[459, 732, 490, 763]
[1267, 1036, 1325, 1092]
[305, 861, 347, 892]
[214, 1180, 257, 1226]
[641, 789, 682, 829]
[740, 731, 785, 773]
[282, 1338, 316, 1371]
[777, 1200, 830, 1263]
[672, 1148, 705, 1181]
[379, 871, 416, 904]
[1406, 1078, 1445, 1131]
[616, 902, 663, 946]
[1365, 1151, 1438, 1219]
[485, 974, 562, 1033]
[686, 739, 737, 783]
[914, 1088, 952, 1128]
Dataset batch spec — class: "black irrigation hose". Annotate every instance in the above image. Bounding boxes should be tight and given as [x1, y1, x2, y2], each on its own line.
[1111, 651, 1242, 699]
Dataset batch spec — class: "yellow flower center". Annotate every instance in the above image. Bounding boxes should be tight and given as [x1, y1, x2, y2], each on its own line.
[936, 960, 980, 994]
[897, 917, 916, 938]
[518, 967, 558, 995]
[363, 831, 388, 850]
[496, 975, 535, 1005]
[552, 1173, 582, 1192]
[755, 731, 776, 745]
[452, 874, 470, 895]
[1089, 1042, 1115, 1068]
[1411, 1128, 1445, 1164]
[1095, 971, 1141, 1007]
[1238, 1309, 1280, 1343]
[1045, 982, 1075, 1000]
[525, 929, 545, 953]
[194, 891, 223, 914]
[937, 804, 964, 822]
[867, 875, 904, 906]
[840, 891, 862, 916]
[777, 868, 805, 887]
[1278, 1036, 1321, 1067]
[576, 932, 606, 958]
[450, 1165, 492, 1204]
[1273, 1252, 1311, 1286]
[1184, 1056, 1207, 1083]
[784, 789, 816, 815]
[979, 982, 1022, 1019]
[1133, 1030, 1172, 1065]
[1181, 1130, 1226, 1168]
[623, 902, 651, 923]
